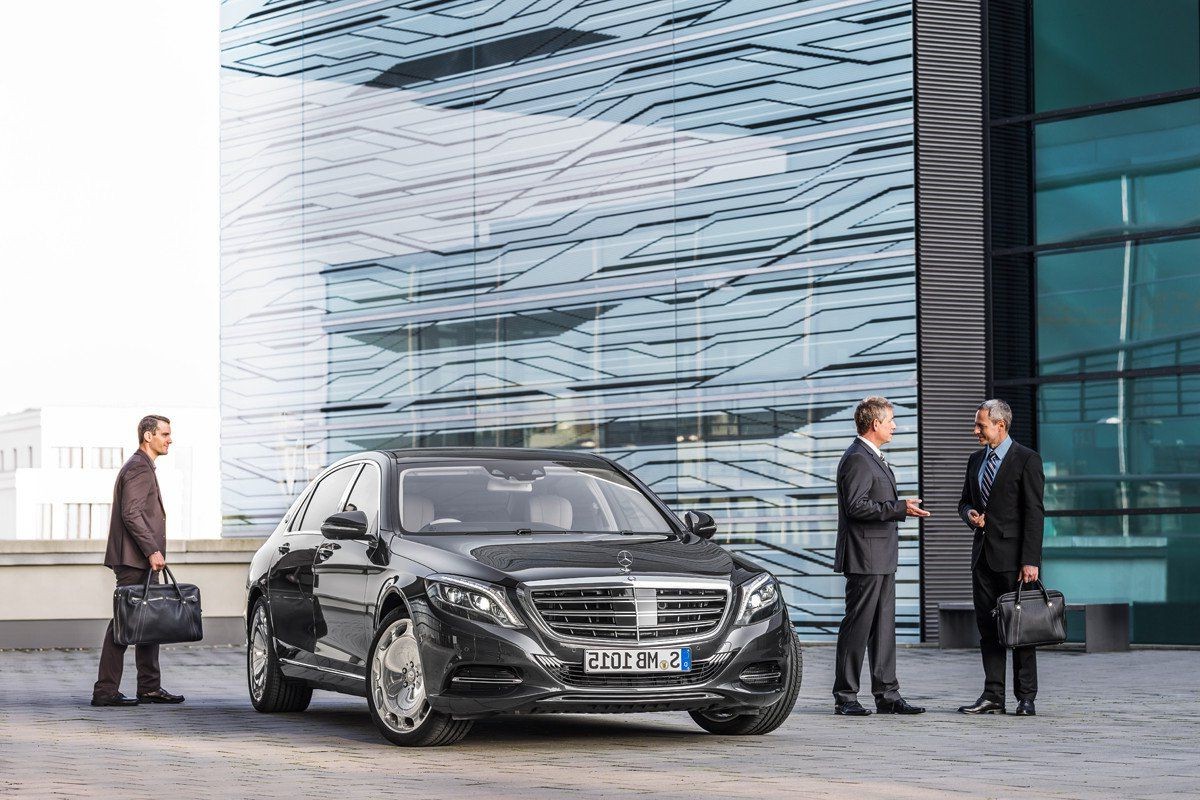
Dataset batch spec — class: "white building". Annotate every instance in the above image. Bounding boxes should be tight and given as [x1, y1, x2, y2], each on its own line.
[0, 406, 220, 540]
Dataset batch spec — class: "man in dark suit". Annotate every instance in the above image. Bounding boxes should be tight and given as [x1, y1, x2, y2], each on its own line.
[957, 398, 1044, 717]
[832, 396, 929, 716]
[92, 415, 185, 707]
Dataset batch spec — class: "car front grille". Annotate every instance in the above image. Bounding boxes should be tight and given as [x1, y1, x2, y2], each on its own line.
[527, 584, 730, 643]
[533, 650, 733, 688]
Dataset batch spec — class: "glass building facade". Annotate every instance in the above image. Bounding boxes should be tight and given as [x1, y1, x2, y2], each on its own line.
[219, 1, 918, 640]
[988, 0, 1200, 642]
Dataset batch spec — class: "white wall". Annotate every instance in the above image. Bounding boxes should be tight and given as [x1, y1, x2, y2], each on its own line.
[0, 406, 220, 540]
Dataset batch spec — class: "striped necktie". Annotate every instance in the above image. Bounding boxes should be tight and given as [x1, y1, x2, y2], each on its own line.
[981, 451, 1000, 506]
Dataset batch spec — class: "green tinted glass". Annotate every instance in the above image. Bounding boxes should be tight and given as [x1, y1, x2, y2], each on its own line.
[1037, 375, 1200, 514]
[1034, 0, 1200, 112]
[1037, 374, 1200, 642]
[1036, 100, 1200, 244]
[1037, 236, 1200, 374]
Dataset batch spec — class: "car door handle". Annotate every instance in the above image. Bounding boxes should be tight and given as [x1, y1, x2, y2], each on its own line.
[277, 543, 290, 555]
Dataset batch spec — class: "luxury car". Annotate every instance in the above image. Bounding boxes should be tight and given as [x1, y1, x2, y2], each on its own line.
[244, 448, 801, 746]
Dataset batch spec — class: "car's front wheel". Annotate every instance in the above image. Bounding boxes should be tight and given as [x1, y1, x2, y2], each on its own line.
[366, 610, 473, 746]
[689, 626, 802, 735]
[247, 599, 312, 713]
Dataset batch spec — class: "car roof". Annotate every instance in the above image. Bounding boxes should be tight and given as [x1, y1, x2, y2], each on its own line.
[380, 447, 613, 466]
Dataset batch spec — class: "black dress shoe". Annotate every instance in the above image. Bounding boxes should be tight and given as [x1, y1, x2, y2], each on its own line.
[91, 693, 139, 707]
[137, 689, 185, 704]
[876, 697, 926, 714]
[1015, 699, 1036, 716]
[958, 696, 1005, 715]
[834, 700, 872, 716]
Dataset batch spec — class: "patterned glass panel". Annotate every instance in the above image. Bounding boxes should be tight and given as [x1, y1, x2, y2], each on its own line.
[220, 0, 917, 639]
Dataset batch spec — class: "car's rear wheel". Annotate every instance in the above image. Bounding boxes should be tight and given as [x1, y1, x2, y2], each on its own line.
[366, 610, 473, 746]
[689, 626, 802, 735]
[247, 599, 313, 713]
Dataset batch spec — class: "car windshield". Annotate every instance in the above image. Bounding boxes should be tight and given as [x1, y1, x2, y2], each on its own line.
[397, 460, 674, 534]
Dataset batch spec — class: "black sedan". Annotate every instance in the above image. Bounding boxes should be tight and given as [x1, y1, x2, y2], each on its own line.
[244, 448, 801, 746]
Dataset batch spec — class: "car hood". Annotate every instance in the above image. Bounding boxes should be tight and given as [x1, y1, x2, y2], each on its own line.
[399, 531, 734, 584]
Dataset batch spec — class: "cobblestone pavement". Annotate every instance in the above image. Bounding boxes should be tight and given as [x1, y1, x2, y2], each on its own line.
[0, 644, 1197, 800]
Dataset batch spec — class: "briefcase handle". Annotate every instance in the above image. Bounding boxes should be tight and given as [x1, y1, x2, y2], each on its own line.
[140, 565, 187, 603]
[1013, 578, 1052, 608]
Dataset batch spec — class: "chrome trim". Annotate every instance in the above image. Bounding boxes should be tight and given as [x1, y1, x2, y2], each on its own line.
[279, 658, 365, 681]
[740, 672, 783, 686]
[539, 690, 722, 703]
[449, 676, 523, 685]
[522, 575, 730, 590]
[518, 575, 732, 647]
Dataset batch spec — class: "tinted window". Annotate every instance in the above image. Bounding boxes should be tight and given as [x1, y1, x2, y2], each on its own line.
[1038, 375, 1200, 516]
[298, 466, 356, 531]
[397, 460, 673, 534]
[1034, 0, 1199, 112]
[343, 463, 381, 530]
[1035, 99, 1200, 245]
[1037, 236, 1200, 375]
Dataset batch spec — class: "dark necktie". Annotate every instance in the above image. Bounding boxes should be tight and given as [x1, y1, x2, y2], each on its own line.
[981, 452, 999, 506]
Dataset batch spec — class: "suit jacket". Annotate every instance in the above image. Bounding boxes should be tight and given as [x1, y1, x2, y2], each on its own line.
[834, 438, 907, 575]
[957, 439, 1045, 571]
[103, 450, 166, 569]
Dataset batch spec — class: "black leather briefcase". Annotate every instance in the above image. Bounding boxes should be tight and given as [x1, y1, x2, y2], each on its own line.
[113, 566, 203, 646]
[993, 579, 1067, 649]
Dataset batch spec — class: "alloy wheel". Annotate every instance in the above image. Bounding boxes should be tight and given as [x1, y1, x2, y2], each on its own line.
[371, 619, 431, 734]
[248, 605, 270, 703]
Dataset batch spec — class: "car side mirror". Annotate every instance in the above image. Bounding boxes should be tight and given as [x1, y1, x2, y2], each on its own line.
[683, 511, 718, 540]
[321, 510, 370, 540]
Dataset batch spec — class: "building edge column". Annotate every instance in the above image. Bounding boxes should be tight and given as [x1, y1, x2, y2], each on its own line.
[914, 0, 987, 642]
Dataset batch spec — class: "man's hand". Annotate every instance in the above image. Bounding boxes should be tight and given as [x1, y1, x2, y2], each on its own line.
[149, 551, 166, 571]
[904, 498, 931, 517]
[1021, 565, 1039, 583]
[967, 510, 986, 529]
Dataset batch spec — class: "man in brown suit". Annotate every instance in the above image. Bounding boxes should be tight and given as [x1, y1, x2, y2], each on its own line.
[91, 415, 185, 707]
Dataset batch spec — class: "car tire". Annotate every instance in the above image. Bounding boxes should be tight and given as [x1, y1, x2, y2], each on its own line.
[689, 625, 802, 735]
[247, 598, 313, 713]
[366, 609, 473, 747]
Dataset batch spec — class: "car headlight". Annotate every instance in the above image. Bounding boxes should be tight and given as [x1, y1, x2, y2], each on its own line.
[426, 574, 525, 628]
[735, 572, 781, 625]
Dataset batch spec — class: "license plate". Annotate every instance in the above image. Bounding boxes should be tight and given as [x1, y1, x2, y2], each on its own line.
[583, 647, 691, 673]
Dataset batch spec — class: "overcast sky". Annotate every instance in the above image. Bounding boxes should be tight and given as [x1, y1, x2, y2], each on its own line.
[0, 3, 220, 416]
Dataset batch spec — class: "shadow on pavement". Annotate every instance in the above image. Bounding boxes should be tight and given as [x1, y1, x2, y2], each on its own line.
[54, 697, 705, 748]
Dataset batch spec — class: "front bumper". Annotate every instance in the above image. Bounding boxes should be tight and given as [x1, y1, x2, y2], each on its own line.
[411, 597, 793, 719]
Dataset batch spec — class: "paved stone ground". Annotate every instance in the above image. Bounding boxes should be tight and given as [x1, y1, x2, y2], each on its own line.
[0, 645, 1196, 800]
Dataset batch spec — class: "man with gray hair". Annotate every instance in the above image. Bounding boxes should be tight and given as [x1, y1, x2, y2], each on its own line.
[957, 399, 1045, 717]
[832, 396, 929, 716]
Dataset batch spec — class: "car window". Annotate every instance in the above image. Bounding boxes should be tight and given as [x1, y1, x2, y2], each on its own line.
[397, 461, 673, 534]
[343, 463, 381, 531]
[298, 466, 357, 531]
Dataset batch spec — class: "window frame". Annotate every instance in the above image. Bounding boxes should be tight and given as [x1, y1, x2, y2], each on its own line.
[340, 460, 382, 534]
[985, 0, 1200, 520]
[288, 463, 360, 535]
